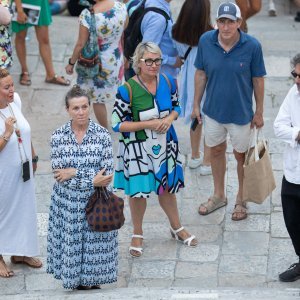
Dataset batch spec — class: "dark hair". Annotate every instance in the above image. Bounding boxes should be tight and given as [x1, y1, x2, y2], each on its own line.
[291, 53, 300, 68]
[65, 85, 90, 108]
[172, 0, 213, 46]
[0, 68, 10, 80]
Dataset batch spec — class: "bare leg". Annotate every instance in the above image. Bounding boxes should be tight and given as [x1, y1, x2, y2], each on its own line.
[129, 197, 146, 255]
[0, 255, 14, 277]
[235, 0, 249, 31]
[199, 141, 226, 214]
[15, 29, 28, 72]
[190, 123, 202, 159]
[158, 190, 197, 245]
[202, 142, 211, 166]
[247, 0, 262, 18]
[93, 103, 108, 129]
[35, 26, 69, 84]
[231, 150, 247, 220]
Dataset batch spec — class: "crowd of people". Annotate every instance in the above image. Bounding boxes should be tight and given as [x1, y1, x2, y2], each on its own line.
[1, 0, 300, 290]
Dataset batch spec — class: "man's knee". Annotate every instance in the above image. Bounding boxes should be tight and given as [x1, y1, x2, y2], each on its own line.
[233, 150, 245, 163]
[211, 142, 226, 157]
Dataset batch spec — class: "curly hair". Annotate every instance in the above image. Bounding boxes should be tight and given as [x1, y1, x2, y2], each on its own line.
[0, 68, 10, 80]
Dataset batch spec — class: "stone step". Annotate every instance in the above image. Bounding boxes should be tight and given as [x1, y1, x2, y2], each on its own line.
[2, 287, 300, 300]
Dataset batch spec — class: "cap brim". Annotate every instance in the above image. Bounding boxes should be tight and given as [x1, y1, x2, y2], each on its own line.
[216, 14, 237, 21]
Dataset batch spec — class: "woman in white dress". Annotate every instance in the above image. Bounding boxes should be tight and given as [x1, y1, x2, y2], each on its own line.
[0, 68, 42, 278]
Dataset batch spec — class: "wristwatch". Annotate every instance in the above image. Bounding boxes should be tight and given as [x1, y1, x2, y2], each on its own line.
[32, 155, 39, 163]
[68, 58, 75, 66]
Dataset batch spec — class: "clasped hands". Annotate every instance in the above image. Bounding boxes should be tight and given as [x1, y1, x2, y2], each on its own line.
[53, 167, 113, 187]
[147, 116, 173, 134]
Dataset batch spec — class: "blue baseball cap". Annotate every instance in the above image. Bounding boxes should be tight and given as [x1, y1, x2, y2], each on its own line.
[216, 2, 241, 21]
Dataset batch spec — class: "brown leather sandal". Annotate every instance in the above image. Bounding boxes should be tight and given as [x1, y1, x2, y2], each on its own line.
[45, 74, 70, 86]
[11, 256, 42, 268]
[232, 203, 248, 221]
[19, 72, 31, 86]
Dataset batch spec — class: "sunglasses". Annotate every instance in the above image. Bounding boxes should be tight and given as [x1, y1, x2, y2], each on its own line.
[291, 70, 300, 79]
[140, 58, 163, 66]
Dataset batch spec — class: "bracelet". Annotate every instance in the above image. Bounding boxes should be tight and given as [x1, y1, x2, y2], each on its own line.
[68, 58, 75, 66]
[32, 155, 39, 163]
[0, 134, 10, 142]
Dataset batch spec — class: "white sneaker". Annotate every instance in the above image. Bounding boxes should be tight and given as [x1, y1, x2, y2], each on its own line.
[188, 157, 202, 169]
[200, 165, 212, 176]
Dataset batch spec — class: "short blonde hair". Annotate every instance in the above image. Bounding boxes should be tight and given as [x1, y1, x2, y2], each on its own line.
[131, 42, 162, 74]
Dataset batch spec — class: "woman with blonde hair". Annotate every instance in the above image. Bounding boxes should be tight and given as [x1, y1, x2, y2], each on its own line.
[112, 42, 197, 258]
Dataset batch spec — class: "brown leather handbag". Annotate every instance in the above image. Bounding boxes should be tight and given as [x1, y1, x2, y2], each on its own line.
[86, 187, 125, 232]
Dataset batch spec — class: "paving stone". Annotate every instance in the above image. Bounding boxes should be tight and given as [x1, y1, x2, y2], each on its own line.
[128, 279, 173, 288]
[219, 255, 268, 275]
[174, 262, 218, 287]
[272, 170, 284, 207]
[37, 213, 49, 237]
[271, 212, 289, 238]
[184, 225, 222, 243]
[35, 174, 54, 195]
[247, 197, 271, 214]
[224, 214, 270, 232]
[138, 239, 178, 261]
[267, 238, 299, 281]
[178, 244, 220, 262]
[0, 274, 25, 295]
[218, 273, 267, 288]
[25, 273, 64, 291]
[130, 261, 176, 280]
[222, 232, 269, 256]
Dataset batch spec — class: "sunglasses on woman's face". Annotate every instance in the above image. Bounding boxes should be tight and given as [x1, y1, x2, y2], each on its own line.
[140, 58, 163, 66]
[291, 70, 300, 79]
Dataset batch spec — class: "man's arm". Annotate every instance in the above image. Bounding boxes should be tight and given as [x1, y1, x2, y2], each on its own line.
[251, 77, 264, 128]
[192, 69, 207, 123]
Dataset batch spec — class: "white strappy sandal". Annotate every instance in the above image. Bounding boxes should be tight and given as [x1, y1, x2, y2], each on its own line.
[170, 226, 198, 247]
[129, 234, 144, 258]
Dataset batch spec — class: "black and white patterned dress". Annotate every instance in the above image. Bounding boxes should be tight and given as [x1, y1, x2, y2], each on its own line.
[47, 120, 118, 289]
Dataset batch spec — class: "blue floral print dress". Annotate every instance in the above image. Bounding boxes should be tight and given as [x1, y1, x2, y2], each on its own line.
[77, 2, 127, 104]
[0, 0, 12, 68]
[47, 120, 118, 289]
[112, 73, 185, 198]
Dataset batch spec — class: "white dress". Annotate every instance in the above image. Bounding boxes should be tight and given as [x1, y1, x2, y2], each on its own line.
[0, 93, 39, 256]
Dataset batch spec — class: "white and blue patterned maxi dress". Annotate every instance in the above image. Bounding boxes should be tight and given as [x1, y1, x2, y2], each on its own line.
[47, 120, 118, 289]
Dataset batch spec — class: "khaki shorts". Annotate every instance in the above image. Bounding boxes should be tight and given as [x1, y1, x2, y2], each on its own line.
[204, 115, 251, 153]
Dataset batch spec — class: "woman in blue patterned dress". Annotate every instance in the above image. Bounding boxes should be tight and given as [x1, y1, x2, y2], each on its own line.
[47, 86, 118, 290]
[112, 42, 198, 258]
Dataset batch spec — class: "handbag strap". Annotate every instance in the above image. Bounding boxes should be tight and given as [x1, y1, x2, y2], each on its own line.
[245, 127, 268, 163]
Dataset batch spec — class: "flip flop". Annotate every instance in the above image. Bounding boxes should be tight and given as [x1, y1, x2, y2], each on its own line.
[198, 196, 227, 215]
[11, 256, 42, 268]
[45, 74, 70, 86]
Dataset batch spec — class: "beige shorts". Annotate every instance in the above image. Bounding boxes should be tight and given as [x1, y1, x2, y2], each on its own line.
[204, 115, 251, 153]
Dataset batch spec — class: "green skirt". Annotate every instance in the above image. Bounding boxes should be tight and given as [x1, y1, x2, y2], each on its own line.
[12, 0, 52, 33]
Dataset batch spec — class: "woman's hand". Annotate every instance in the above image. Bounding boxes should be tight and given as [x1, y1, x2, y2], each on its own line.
[156, 115, 173, 134]
[93, 168, 113, 187]
[4, 117, 15, 137]
[65, 64, 74, 75]
[17, 10, 27, 24]
[53, 168, 76, 183]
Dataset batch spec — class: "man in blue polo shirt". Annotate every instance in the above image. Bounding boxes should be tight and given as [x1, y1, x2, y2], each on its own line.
[192, 2, 266, 221]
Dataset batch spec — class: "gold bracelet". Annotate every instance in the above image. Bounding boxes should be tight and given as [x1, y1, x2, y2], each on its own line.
[0, 134, 9, 142]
